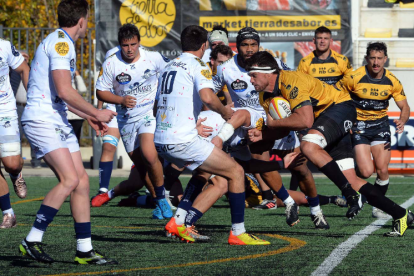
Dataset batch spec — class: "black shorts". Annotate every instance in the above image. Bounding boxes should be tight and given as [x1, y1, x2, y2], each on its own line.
[310, 100, 357, 146]
[351, 117, 390, 146]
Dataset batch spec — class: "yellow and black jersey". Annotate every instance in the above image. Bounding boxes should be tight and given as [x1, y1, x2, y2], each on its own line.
[340, 66, 406, 121]
[297, 50, 353, 86]
[259, 70, 351, 118]
[207, 61, 227, 105]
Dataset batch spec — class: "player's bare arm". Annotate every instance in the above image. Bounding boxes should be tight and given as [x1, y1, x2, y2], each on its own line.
[394, 99, 410, 133]
[96, 89, 136, 108]
[199, 88, 234, 120]
[52, 70, 116, 122]
[13, 61, 30, 91]
[266, 104, 314, 130]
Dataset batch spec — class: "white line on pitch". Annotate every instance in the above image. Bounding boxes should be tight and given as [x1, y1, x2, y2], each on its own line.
[311, 195, 414, 276]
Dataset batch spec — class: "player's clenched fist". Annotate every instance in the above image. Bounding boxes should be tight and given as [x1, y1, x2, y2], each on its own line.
[96, 109, 117, 123]
[121, 95, 137, 108]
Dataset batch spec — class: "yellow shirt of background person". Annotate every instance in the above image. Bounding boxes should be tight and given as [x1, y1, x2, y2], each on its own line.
[259, 70, 351, 118]
[297, 50, 353, 86]
[340, 66, 406, 121]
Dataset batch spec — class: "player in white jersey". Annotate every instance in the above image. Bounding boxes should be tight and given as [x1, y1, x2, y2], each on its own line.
[156, 25, 269, 245]
[0, 39, 30, 229]
[201, 25, 230, 64]
[96, 24, 172, 219]
[94, 46, 121, 198]
[214, 27, 328, 229]
[19, 0, 117, 265]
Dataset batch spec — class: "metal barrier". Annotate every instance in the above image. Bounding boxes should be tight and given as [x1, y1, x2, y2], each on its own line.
[0, 26, 95, 140]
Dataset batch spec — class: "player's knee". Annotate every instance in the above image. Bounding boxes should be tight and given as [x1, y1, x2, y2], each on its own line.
[3, 158, 23, 174]
[300, 134, 327, 155]
[358, 167, 374, 179]
[375, 167, 389, 178]
[231, 163, 245, 182]
[102, 135, 119, 148]
[102, 142, 117, 154]
[62, 176, 80, 192]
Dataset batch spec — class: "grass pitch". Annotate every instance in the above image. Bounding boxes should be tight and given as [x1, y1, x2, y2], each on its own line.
[1, 176, 414, 276]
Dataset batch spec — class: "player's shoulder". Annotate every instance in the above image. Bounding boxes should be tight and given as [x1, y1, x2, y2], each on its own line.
[347, 66, 365, 81]
[0, 38, 18, 57]
[300, 52, 315, 63]
[216, 55, 235, 72]
[385, 70, 402, 86]
[0, 37, 12, 48]
[331, 50, 349, 62]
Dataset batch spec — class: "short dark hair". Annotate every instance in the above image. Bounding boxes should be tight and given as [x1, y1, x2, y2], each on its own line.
[118, 24, 140, 44]
[366, 42, 388, 57]
[58, 0, 89, 28]
[314, 26, 331, 37]
[210, 45, 233, 60]
[245, 51, 280, 74]
[212, 25, 229, 37]
[181, 25, 208, 51]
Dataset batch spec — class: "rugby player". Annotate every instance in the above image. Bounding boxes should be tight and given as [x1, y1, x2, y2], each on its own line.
[0, 40, 30, 228]
[96, 24, 172, 219]
[246, 51, 414, 236]
[343, 42, 410, 219]
[213, 27, 329, 229]
[297, 26, 353, 86]
[202, 25, 230, 63]
[155, 25, 269, 245]
[19, 0, 117, 264]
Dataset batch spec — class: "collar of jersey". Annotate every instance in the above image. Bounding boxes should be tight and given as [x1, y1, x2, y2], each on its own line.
[312, 49, 332, 62]
[364, 65, 387, 83]
[58, 28, 74, 44]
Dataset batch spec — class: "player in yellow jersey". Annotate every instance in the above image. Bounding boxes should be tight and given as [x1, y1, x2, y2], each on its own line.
[297, 26, 353, 86]
[245, 51, 414, 236]
[341, 42, 410, 219]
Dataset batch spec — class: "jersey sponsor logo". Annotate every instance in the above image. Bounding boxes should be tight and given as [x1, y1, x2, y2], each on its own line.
[195, 57, 206, 67]
[156, 144, 176, 153]
[289, 86, 298, 99]
[255, 117, 264, 131]
[312, 68, 316, 73]
[201, 69, 212, 80]
[401, 89, 405, 96]
[11, 45, 19, 57]
[70, 59, 75, 72]
[156, 121, 172, 130]
[142, 69, 152, 79]
[328, 67, 336, 73]
[116, 72, 132, 84]
[130, 64, 136, 70]
[58, 31, 65, 39]
[55, 42, 69, 56]
[237, 97, 259, 107]
[0, 57, 7, 68]
[344, 120, 352, 132]
[231, 79, 248, 92]
[160, 113, 167, 121]
[169, 60, 187, 70]
[357, 121, 366, 130]
[157, 105, 175, 111]
[0, 75, 6, 85]
[2, 121, 11, 128]
[380, 90, 389, 97]
[362, 88, 368, 94]
[122, 82, 152, 96]
[319, 67, 326, 74]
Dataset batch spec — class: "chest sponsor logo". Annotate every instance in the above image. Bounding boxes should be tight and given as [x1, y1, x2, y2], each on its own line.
[55, 42, 69, 56]
[319, 67, 326, 74]
[116, 73, 132, 85]
[328, 67, 336, 73]
[231, 79, 248, 92]
[289, 86, 298, 99]
[362, 88, 368, 94]
[380, 90, 389, 97]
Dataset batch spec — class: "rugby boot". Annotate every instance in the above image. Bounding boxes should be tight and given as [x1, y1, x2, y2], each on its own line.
[12, 173, 27, 199]
[91, 192, 111, 207]
[384, 210, 414, 237]
[228, 231, 270, 245]
[155, 198, 173, 218]
[285, 202, 300, 226]
[20, 239, 54, 264]
[74, 249, 118, 265]
[311, 210, 330, 230]
[345, 193, 363, 220]
[0, 213, 16, 229]
[152, 206, 164, 220]
[252, 199, 277, 210]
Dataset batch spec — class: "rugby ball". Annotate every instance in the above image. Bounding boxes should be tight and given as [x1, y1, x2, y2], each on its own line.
[268, 97, 291, 120]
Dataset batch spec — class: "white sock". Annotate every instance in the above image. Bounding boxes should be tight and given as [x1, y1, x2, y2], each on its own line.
[231, 222, 246, 236]
[283, 196, 295, 206]
[174, 208, 188, 225]
[99, 188, 108, 193]
[26, 227, 45, 242]
[3, 208, 14, 216]
[77, 237, 93, 252]
[310, 205, 321, 216]
[108, 189, 115, 199]
[375, 178, 389, 186]
[165, 190, 170, 199]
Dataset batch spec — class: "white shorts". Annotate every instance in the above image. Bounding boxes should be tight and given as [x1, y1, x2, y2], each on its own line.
[22, 121, 79, 159]
[119, 114, 156, 153]
[273, 131, 300, 151]
[0, 115, 20, 144]
[155, 136, 215, 171]
[106, 104, 118, 128]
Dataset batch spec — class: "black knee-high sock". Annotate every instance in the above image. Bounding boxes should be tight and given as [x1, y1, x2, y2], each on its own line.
[359, 183, 406, 220]
[374, 178, 389, 196]
[319, 160, 356, 198]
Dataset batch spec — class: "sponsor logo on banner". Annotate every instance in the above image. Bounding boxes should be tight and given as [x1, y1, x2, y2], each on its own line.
[119, 0, 176, 47]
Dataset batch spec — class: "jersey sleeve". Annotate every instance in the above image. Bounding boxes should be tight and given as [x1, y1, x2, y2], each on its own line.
[296, 59, 308, 74]
[194, 63, 215, 94]
[96, 59, 114, 92]
[49, 39, 73, 71]
[275, 58, 292, 71]
[338, 71, 355, 93]
[213, 65, 226, 93]
[154, 52, 170, 73]
[282, 77, 312, 111]
[340, 56, 353, 75]
[6, 41, 24, 70]
[391, 76, 406, 102]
